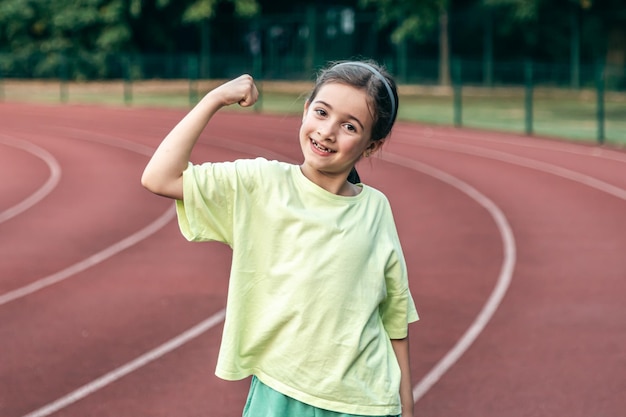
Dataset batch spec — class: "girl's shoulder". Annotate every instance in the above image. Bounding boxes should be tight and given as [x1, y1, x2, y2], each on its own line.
[360, 183, 391, 205]
[231, 157, 293, 177]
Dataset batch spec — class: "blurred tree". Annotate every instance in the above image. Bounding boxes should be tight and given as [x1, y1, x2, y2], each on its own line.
[359, 0, 451, 84]
[582, 0, 626, 86]
[1, 0, 623, 84]
[486, 0, 626, 79]
[357, 0, 444, 43]
[181, 0, 258, 21]
[360, 0, 624, 86]
[0, 0, 260, 78]
[0, 0, 138, 78]
[155, 0, 259, 77]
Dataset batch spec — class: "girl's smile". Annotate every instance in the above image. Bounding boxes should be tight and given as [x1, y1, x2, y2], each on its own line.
[299, 82, 381, 194]
[310, 138, 336, 154]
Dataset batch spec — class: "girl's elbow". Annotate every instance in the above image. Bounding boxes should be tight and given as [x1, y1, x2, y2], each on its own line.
[140, 171, 157, 193]
[141, 171, 166, 195]
[140, 172, 183, 200]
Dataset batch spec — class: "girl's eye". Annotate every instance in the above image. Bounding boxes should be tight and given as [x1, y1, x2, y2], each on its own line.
[315, 108, 327, 117]
[343, 123, 357, 133]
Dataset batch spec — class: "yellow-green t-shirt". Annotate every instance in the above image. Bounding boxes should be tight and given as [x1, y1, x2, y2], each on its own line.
[176, 158, 419, 416]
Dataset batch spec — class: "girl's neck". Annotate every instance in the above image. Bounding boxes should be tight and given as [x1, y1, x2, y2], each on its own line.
[299, 165, 362, 196]
[336, 181, 362, 196]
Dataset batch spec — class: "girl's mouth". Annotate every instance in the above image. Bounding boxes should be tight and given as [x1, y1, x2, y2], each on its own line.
[311, 139, 336, 153]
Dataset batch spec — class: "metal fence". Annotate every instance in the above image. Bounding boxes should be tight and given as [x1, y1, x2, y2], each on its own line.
[0, 52, 624, 146]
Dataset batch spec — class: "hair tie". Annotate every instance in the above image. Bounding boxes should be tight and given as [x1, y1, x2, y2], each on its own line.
[333, 61, 397, 133]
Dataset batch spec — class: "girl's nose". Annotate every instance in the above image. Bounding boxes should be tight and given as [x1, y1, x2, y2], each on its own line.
[316, 122, 336, 141]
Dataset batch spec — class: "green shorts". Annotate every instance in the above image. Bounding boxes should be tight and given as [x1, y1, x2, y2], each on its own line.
[242, 376, 400, 417]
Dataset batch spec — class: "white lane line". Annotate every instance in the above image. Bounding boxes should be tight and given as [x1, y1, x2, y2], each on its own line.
[381, 153, 517, 402]
[0, 129, 177, 306]
[0, 205, 175, 306]
[390, 131, 626, 400]
[20, 309, 226, 417]
[0, 127, 191, 416]
[0, 135, 61, 224]
[395, 125, 626, 164]
[412, 138, 626, 202]
[55, 127, 157, 156]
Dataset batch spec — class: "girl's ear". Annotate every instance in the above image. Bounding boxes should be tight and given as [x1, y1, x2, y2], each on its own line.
[363, 140, 384, 158]
[368, 139, 385, 154]
[363, 140, 385, 157]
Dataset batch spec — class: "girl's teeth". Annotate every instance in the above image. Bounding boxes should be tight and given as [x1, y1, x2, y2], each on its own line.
[313, 140, 332, 152]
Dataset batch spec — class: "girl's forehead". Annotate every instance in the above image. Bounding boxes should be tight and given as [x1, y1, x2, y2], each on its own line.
[313, 82, 373, 120]
[315, 82, 366, 99]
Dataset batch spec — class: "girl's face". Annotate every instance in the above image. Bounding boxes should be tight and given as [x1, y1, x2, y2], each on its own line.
[299, 82, 382, 190]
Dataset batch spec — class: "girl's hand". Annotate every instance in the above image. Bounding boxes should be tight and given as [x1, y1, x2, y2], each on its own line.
[211, 74, 259, 108]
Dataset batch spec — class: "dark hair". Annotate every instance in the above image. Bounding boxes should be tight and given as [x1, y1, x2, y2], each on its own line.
[308, 60, 399, 142]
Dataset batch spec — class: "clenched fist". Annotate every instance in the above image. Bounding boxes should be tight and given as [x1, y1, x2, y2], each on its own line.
[212, 74, 259, 108]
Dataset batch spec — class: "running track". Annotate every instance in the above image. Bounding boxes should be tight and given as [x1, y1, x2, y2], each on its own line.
[1, 102, 625, 417]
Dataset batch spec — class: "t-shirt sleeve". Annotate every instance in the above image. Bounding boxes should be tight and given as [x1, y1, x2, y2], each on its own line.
[378, 204, 419, 339]
[379, 249, 419, 339]
[175, 161, 237, 245]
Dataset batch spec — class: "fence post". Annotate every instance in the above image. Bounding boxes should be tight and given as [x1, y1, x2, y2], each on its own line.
[123, 55, 133, 106]
[200, 20, 211, 78]
[570, 6, 580, 89]
[452, 58, 462, 127]
[253, 50, 263, 83]
[596, 61, 605, 144]
[304, 6, 317, 74]
[482, 4, 494, 86]
[188, 54, 199, 107]
[254, 81, 263, 113]
[397, 39, 408, 84]
[524, 60, 534, 135]
[59, 53, 69, 103]
[252, 15, 263, 114]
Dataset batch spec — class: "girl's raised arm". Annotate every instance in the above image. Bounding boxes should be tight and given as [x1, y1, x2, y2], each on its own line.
[141, 74, 258, 200]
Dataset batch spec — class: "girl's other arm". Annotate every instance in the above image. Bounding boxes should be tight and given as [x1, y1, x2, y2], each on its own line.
[391, 335, 414, 417]
[141, 74, 258, 199]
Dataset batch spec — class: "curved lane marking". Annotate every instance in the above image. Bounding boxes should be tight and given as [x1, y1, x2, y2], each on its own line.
[0, 135, 61, 224]
[395, 125, 626, 164]
[411, 138, 626, 202]
[0, 206, 174, 306]
[391, 134, 626, 398]
[21, 309, 226, 417]
[0, 132, 175, 306]
[381, 153, 517, 402]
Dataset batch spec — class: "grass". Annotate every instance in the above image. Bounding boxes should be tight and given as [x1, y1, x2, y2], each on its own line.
[1, 79, 624, 147]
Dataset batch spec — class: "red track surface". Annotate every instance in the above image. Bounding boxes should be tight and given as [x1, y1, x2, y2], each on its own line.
[1, 102, 625, 417]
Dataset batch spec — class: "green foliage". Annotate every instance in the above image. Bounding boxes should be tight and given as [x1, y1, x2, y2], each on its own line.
[182, 0, 258, 22]
[359, 0, 447, 43]
[484, 0, 541, 21]
[0, 0, 624, 81]
[0, 0, 132, 78]
[234, 0, 260, 17]
[0, 0, 260, 79]
[182, 0, 218, 21]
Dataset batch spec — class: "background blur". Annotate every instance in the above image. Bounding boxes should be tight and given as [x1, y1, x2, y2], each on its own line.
[1, 0, 625, 145]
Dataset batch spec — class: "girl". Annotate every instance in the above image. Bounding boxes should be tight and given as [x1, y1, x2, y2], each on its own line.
[141, 60, 419, 417]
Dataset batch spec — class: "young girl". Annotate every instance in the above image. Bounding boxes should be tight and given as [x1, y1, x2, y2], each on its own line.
[142, 60, 419, 417]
